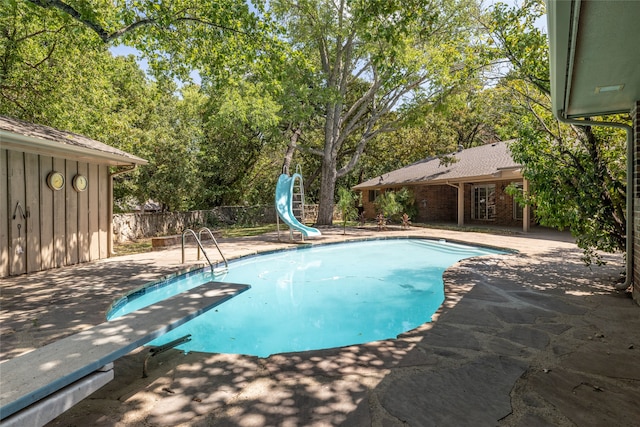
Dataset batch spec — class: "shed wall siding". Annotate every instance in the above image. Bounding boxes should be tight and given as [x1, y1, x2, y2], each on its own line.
[8, 150, 25, 275]
[1, 148, 109, 277]
[0, 149, 8, 277]
[633, 100, 640, 304]
[25, 152, 41, 273]
[39, 156, 54, 270]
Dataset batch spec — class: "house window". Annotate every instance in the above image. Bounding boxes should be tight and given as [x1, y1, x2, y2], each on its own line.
[368, 190, 380, 202]
[472, 184, 496, 220]
[513, 183, 524, 220]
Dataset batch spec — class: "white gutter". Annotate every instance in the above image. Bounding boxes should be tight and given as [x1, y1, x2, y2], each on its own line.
[562, 0, 581, 118]
[556, 112, 633, 291]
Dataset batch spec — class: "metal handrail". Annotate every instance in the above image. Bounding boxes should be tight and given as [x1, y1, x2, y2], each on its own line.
[197, 227, 228, 270]
[182, 229, 215, 271]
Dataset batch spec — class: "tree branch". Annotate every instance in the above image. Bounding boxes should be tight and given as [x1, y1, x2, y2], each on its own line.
[26, 0, 111, 41]
[26, 0, 250, 43]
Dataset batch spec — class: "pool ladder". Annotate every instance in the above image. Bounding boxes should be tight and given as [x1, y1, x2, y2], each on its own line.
[181, 227, 229, 275]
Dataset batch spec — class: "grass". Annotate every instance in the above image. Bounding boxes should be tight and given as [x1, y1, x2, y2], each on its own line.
[113, 238, 153, 255]
[221, 224, 278, 238]
[112, 221, 519, 256]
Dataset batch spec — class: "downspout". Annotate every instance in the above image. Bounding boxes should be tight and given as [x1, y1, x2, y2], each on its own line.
[108, 165, 138, 256]
[556, 113, 633, 291]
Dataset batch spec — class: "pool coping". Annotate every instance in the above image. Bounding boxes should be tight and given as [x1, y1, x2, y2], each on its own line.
[107, 235, 516, 320]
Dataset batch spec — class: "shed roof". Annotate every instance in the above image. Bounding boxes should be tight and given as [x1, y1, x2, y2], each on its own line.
[353, 141, 521, 190]
[0, 115, 147, 166]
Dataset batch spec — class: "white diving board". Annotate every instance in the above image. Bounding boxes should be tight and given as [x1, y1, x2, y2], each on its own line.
[0, 281, 250, 426]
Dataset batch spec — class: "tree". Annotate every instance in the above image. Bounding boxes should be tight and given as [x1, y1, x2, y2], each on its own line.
[1, 2, 212, 211]
[348, 85, 510, 191]
[196, 80, 283, 206]
[485, 0, 628, 263]
[260, 0, 482, 225]
[128, 81, 206, 211]
[335, 187, 358, 234]
[23, 0, 262, 77]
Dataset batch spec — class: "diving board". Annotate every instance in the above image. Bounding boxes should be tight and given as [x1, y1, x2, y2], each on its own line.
[0, 281, 250, 425]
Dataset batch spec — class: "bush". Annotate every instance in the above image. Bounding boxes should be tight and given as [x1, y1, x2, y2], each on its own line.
[374, 191, 403, 221]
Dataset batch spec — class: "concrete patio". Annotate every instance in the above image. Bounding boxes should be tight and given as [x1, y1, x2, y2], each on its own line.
[1, 226, 639, 426]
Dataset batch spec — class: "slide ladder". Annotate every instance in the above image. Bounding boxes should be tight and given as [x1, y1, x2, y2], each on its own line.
[292, 165, 305, 221]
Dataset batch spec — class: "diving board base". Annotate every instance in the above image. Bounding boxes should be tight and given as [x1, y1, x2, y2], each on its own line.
[1, 365, 114, 427]
[0, 282, 250, 425]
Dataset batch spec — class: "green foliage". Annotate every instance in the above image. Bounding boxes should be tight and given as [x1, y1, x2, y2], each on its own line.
[1, 1, 281, 211]
[394, 187, 418, 221]
[336, 187, 358, 234]
[485, 0, 549, 94]
[21, 0, 266, 82]
[508, 123, 627, 263]
[374, 191, 403, 221]
[370, 188, 416, 224]
[486, 1, 628, 264]
[130, 82, 204, 211]
[194, 80, 284, 206]
[7, 0, 497, 226]
[259, 0, 483, 225]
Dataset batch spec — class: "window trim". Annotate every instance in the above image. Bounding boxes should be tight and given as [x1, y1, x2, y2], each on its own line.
[472, 184, 496, 221]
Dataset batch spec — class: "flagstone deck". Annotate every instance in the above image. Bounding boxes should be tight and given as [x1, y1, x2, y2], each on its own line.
[1, 226, 638, 426]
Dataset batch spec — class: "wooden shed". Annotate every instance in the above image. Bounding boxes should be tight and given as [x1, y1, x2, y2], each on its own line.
[0, 116, 147, 277]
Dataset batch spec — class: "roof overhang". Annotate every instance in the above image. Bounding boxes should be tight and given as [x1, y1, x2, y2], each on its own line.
[353, 170, 523, 190]
[1, 130, 147, 166]
[548, 0, 640, 119]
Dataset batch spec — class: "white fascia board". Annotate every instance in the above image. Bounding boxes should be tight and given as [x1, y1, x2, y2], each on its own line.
[0, 130, 147, 166]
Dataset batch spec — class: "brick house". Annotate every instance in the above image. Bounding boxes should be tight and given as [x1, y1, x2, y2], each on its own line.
[0, 116, 147, 277]
[546, 0, 639, 302]
[353, 141, 532, 231]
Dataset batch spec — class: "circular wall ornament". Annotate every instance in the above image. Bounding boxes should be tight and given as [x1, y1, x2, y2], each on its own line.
[72, 174, 88, 192]
[46, 171, 65, 191]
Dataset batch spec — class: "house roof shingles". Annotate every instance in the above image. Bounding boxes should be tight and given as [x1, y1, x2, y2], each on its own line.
[0, 115, 146, 165]
[353, 141, 521, 189]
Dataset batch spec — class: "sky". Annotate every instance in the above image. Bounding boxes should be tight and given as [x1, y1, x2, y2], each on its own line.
[110, 45, 202, 85]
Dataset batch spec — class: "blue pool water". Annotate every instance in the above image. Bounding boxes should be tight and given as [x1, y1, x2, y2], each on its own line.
[108, 239, 502, 357]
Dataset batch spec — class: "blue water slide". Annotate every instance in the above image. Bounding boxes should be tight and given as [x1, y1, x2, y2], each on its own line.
[275, 173, 321, 238]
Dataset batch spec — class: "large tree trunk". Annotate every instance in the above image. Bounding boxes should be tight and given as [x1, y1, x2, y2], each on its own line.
[281, 126, 301, 175]
[317, 155, 337, 225]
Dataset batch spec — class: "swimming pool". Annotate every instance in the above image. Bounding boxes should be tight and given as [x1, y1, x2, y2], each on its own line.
[108, 239, 503, 357]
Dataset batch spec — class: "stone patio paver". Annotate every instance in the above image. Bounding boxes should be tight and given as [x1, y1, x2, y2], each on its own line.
[1, 226, 639, 426]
